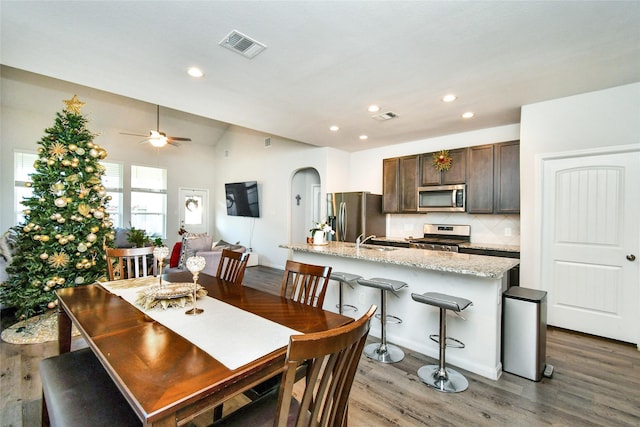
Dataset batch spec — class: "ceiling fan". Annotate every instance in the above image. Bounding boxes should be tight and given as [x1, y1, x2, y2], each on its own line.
[121, 105, 192, 148]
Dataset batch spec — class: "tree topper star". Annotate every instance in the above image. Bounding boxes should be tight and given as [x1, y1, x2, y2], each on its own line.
[63, 95, 85, 114]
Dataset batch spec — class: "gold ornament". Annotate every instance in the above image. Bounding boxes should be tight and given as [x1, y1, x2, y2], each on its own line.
[78, 203, 91, 216]
[432, 150, 453, 172]
[48, 252, 70, 268]
[48, 142, 68, 158]
[63, 95, 85, 114]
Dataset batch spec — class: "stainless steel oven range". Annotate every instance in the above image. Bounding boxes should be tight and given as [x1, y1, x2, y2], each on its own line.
[408, 224, 470, 252]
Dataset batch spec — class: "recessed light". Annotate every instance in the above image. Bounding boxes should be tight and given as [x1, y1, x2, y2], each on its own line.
[329, 125, 339, 132]
[442, 94, 457, 103]
[359, 135, 368, 140]
[187, 67, 204, 78]
[367, 105, 380, 113]
[462, 112, 474, 119]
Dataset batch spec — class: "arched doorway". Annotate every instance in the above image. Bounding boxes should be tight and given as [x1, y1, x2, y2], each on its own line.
[291, 168, 321, 244]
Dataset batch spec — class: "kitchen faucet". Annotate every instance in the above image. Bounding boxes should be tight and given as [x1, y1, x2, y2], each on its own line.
[356, 233, 376, 250]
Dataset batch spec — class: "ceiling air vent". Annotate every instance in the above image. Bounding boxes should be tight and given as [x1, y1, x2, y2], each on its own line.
[371, 111, 399, 121]
[219, 30, 267, 59]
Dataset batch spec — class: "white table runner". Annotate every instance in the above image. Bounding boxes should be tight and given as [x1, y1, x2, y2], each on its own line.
[100, 277, 300, 370]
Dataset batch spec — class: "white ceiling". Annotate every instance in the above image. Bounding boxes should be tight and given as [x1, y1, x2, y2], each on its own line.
[2, 1, 639, 152]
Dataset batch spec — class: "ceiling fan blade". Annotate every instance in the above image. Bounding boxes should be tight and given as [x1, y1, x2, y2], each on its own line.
[168, 141, 182, 147]
[121, 131, 150, 137]
[167, 136, 191, 142]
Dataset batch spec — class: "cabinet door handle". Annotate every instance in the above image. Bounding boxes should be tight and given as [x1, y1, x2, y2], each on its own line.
[627, 254, 636, 261]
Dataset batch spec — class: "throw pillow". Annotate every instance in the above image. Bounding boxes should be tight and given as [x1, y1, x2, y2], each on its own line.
[178, 233, 213, 269]
[169, 242, 182, 268]
[114, 227, 134, 248]
[214, 240, 231, 250]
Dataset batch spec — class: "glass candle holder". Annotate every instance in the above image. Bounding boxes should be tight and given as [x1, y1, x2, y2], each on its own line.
[185, 255, 206, 315]
[153, 246, 170, 286]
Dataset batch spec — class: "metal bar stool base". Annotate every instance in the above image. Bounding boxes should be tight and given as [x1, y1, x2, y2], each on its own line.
[336, 303, 358, 313]
[364, 342, 404, 364]
[418, 365, 469, 393]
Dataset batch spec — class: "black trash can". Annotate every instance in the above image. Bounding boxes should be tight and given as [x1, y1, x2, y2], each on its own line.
[502, 287, 549, 381]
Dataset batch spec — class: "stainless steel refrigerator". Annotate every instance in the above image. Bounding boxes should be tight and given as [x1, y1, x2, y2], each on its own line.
[326, 192, 386, 242]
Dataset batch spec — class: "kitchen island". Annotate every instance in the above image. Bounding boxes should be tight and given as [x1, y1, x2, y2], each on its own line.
[280, 241, 520, 380]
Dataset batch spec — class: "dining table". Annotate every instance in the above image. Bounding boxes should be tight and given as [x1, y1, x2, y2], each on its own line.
[56, 271, 352, 427]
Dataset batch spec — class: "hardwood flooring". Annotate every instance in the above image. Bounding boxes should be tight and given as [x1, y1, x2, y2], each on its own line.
[1, 266, 639, 426]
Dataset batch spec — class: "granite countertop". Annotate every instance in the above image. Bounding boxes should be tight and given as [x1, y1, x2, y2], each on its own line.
[372, 237, 520, 253]
[280, 241, 519, 279]
[458, 242, 520, 253]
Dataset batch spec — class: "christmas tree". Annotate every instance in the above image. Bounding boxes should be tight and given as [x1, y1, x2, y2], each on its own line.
[1, 95, 115, 320]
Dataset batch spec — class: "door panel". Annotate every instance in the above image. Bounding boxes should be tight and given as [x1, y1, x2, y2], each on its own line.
[541, 150, 639, 344]
[178, 188, 208, 235]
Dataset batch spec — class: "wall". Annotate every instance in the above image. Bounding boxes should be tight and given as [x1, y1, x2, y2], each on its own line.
[212, 125, 331, 268]
[0, 67, 221, 251]
[519, 82, 640, 288]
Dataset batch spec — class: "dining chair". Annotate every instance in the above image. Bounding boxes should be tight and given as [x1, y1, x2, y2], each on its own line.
[105, 247, 156, 281]
[216, 249, 250, 286]
[280, 259, 332, 308]
[214, 305, 377, 427]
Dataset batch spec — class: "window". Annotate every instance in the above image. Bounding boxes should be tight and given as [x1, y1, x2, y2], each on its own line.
[13, 152, 166, 238]
[131, 165, 167, 238]
[102, 161, 123, 228]
[13, 151, 38, 223]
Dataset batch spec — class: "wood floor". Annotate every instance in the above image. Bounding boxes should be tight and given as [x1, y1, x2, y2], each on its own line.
[2, 265, 639, 426]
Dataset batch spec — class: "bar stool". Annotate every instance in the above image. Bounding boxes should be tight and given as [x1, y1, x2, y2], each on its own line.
[329, 272, 360, 315]
[356, 277, 408, 363]
[411, 292, 473, 393]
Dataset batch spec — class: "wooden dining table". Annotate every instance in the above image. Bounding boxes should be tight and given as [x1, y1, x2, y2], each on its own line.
[56, 271, 352, 427]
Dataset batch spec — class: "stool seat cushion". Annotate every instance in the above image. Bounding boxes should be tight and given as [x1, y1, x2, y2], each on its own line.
[411, 292, 472, 312]
[357, 277, 407, 292]
[40, 348, 139, 427]
[330, 272, 362, 282]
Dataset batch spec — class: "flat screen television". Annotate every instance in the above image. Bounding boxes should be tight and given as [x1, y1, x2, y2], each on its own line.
[225, 181, 260, 218]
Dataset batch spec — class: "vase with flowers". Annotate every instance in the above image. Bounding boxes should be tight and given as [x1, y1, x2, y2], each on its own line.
[309, 220, 334, 245]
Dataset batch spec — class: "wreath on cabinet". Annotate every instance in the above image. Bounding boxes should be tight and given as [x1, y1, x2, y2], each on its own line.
[432, 150, 453, 172]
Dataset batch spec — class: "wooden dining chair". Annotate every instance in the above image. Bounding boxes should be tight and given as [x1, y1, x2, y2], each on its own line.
[214, 305, 377, 427]
[105, 247, 156, 281]
[216, 249, 250, 285]
[280, 259, 332, 308]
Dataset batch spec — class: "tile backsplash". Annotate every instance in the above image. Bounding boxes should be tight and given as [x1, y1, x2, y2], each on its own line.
[387, 213, 520, 246]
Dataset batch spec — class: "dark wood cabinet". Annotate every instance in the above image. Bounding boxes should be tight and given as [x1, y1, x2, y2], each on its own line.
[494, 141, 520, 214]
[467, 141, 520, 214]
[382, 158, 399, 213]
[382, 155, 418, 213]
[420, 148, 467, 186]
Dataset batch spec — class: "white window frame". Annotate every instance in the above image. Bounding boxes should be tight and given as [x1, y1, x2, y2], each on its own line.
[130, 164, 167, 239]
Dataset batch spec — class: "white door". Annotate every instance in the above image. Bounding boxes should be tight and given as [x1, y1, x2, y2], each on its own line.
[541, 149, 639, 344]
[178, 188, 209, 235]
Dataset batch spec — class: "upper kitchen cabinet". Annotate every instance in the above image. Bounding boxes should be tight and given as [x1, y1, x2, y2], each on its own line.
[467, 141, 520, 214]
[420, 148, 467, 186]
[382, 155, 419, 213]
[494, 140, 520, 214]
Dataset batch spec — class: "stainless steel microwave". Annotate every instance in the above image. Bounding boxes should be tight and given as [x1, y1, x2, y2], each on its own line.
[417, 184, 466, 212]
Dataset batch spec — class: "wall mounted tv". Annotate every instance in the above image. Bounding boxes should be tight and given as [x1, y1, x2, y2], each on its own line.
[225, 181, 260, 218]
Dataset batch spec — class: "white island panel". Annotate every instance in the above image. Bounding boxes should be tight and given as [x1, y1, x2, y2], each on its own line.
[281, 242, 518, 380]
